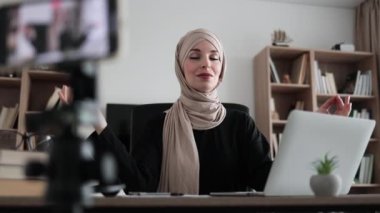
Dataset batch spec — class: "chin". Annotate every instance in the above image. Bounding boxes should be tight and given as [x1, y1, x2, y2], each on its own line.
[194, 86, 216, 94]
[189, 82, 218, 93]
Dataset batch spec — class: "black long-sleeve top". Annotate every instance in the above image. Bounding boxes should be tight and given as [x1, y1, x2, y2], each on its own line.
[90, 109, 272, 195]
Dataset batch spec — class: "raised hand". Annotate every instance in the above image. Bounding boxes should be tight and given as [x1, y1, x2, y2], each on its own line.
[58, 85, 73, 105]
[317, 95, 352, 117]
[58, 84, 107, 134]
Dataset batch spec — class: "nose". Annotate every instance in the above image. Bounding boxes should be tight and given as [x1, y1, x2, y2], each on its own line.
[201, 57, 211, 69]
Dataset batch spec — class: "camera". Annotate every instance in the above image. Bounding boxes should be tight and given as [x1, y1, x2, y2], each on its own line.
[0, 0, 118, 67]
[0, 1, 120, 212]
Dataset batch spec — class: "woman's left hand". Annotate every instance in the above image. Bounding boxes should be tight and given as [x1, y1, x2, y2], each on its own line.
[317, 95, 352, 117]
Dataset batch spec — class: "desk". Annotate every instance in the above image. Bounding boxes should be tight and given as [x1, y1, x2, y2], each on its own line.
[0, 194, 380, 212]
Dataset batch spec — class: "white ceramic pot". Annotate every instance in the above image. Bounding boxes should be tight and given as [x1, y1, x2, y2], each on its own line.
[310, 174, 342, 196]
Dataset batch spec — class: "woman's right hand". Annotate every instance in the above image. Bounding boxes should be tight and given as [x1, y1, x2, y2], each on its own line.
[58, 85, 107, 134]
[58, 85, 73, 105]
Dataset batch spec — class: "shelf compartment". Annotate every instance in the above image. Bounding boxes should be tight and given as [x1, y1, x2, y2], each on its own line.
[271, 83, 310, 93]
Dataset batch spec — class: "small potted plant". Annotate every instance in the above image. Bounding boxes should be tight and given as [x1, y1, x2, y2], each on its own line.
[310, 153, 342, 196]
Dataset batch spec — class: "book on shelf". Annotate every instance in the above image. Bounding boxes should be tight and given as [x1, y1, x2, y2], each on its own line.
[312, 61, 321, 93]
[294, 100, 304, 110]
[5, 104, 19, 129]
[368, 70, 372, 95]
[0, 149, 48, 166]
[313, 61, 329, 94]
[45, 86, 62, 110]
[321, 75, 328, 94]
[269, 57, 280, 83]
[312, 61, 338, 95]
[363, 70, 372, 95]
[353, 70, 362, 95]
[0, 108, 7, 128]
[0, 149, 47, 181]
[290, 54, 307, 84]
[325, 72, 337, 94]
[271, 133, 279, 160]
[270, 97, 279, 120]
[356, 153, 374, 184]
[353, 70, 372, 96]
[351, 108, 371, 119]
[278, 133, 283, 144]
[319, 73, 339, 95]
[0, 104, 19, 129]
[367, 154, 374, 184]
[0, 164, 27, 179]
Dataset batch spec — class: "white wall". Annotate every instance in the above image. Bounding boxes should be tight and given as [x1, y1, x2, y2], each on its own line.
[98, 0, 355, 117]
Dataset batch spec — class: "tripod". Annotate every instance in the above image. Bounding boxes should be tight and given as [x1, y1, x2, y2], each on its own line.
[26, 62, 121, 213]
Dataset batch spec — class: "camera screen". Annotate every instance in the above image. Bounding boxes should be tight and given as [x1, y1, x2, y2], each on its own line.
[0, 0, 117, 67]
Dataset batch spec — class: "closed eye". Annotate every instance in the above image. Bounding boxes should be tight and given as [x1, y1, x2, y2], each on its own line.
[210, 56, 220, 61]
[189, 56, 201, 60]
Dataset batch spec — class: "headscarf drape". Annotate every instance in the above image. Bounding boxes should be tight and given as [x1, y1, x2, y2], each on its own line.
[157, 29, 227, 194]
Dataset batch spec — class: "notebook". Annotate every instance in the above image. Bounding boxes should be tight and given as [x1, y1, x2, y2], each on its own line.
[264, 110, 375, 196]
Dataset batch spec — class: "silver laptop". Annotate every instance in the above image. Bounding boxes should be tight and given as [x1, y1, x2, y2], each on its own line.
[264, 110, 375, 196]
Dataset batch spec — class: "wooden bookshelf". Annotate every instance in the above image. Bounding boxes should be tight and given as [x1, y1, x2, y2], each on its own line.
[0, 77, 21, 112]
[0, 69, 70, 150]
[254, 46, 380, 193]
[0, 76, 21, 149]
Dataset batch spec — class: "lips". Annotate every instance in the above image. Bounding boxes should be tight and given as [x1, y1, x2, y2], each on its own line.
[197, 73, 213, 79]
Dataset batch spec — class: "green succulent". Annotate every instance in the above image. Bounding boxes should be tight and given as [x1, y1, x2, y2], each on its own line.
[312, 153, 338, 175]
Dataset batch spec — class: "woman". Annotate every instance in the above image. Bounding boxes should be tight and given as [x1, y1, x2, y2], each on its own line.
[59, 29, 351, 194]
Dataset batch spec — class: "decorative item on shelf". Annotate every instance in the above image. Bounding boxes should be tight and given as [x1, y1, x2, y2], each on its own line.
[331, 42, 355, 52]
[0, 68, 18, 78]
[271, 111, 280, 120]
[310, 153, 342, 196]
[282, 74, 291, 84]
[339, 72, 357, 94]
[271, 29, 293, 47]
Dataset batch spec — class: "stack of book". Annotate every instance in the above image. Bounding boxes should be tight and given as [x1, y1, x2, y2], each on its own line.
[0, 149, 47, 196]
[355, 154, 374, 184]
[351, 108, 371, 119]
[313, 61, 338, 94]
[353, 70, 372, 96]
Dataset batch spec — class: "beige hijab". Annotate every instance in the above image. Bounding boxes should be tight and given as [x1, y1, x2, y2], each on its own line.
[157, 29, 227, 194]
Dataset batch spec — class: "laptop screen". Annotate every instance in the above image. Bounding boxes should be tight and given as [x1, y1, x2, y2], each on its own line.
[264, 110, 375, 196]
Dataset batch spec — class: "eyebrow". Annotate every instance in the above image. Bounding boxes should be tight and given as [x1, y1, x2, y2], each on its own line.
[189, 48, 219, 53]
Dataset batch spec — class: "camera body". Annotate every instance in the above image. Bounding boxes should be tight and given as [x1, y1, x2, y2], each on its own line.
[0, 0, 120, 211]
[0, 0, 117, 67]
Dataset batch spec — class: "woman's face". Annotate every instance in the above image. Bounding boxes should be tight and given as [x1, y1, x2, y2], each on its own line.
[183, 40, 222, 93]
